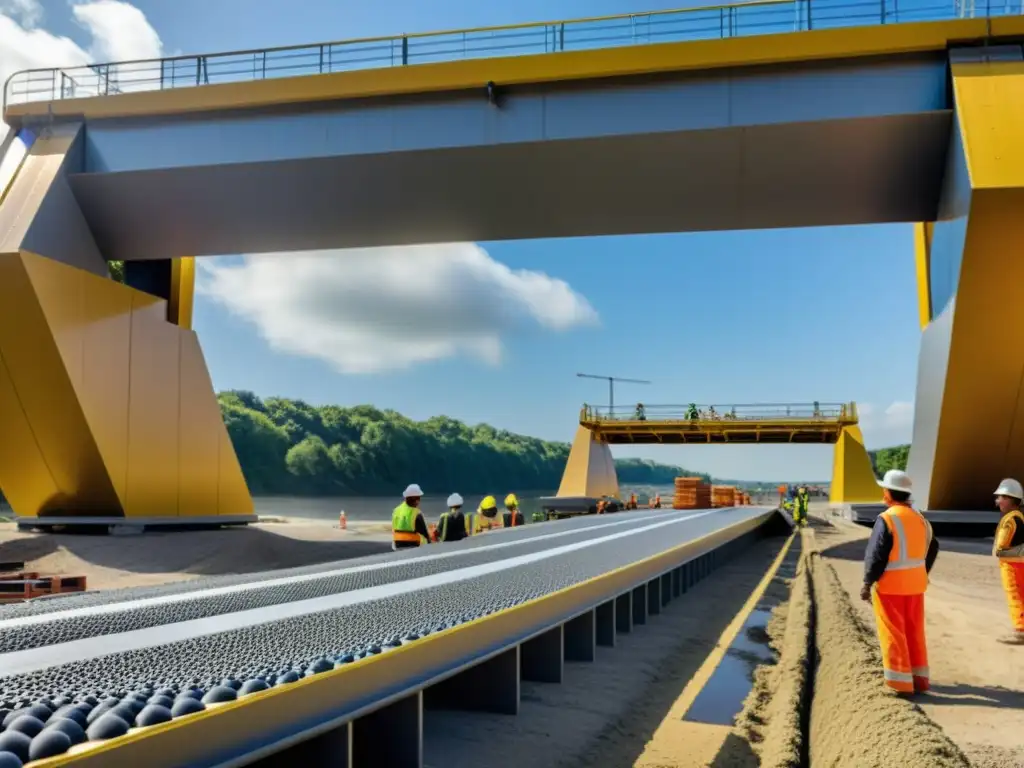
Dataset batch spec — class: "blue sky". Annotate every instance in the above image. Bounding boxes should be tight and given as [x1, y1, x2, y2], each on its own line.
[2, 0, 923, 481]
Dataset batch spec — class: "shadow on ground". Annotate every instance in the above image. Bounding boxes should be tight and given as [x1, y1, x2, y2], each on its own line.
[924, 683, 1024, 710]
[0, 525, 391, 578]
[561, 534, 791, 768]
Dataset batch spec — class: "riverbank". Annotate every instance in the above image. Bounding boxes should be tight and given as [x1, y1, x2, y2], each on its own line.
[0, 518, 392, 591]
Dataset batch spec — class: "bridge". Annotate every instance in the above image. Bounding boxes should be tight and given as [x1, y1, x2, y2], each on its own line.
[560, 402, 880, 504]
[0, 0, 1022, 523]
[0, 1, 1017, 765]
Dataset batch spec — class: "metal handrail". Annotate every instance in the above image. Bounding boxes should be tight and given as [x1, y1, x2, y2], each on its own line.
[581, 402, 857, 421]
[4, 0, 1019, 110]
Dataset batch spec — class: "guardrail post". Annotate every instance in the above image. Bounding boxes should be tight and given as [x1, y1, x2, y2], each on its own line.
[564, 609, 596, 662]
[251, 722, 353, 767]
[631, 584, 647, 625]
[647, 578, 662, 616]
[616, 591, 633, 633]
[521, 625, 564, 683]
[319, 45, 324, 73]
[402, 36, 409, 65]
[660, 573, 672, 607]
[672, 566, 682, 598]
[559, 22, 565, 51]
[424, 647, 520, 715]
[352, 691, 423, 768]
[596, 599, 616, 647]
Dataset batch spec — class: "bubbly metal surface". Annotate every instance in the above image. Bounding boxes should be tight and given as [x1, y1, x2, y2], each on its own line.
[0, 507, 767, 765]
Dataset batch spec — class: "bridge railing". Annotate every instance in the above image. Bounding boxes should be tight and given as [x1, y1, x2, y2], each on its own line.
[581, 402, 857, 422]
[4, 0, 1021, 109]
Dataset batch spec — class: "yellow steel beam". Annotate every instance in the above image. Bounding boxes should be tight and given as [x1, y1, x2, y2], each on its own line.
[914, 222, 933, 330]
[0, 128, 252, 520]
[829, 424, 882, 504]
[168, 257, 195, 329]
[919, 58, 1024, 510]
[7, 18, 1022, 124]
[556, 425, 621, 498]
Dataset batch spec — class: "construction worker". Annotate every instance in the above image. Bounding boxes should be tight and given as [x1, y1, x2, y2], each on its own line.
[503, 494, 525, 528]
[436, 493, 470, 543]
[651, 493, 662, 509]
[687, 403, 699, 420]
[860, 470, 939, 694]
[635, 403, 646, 421]
[392, 484, 432, 550]
[474, 495, 503, 533]
[793, 486, 810, 526]
[993, 479, 1024, 644]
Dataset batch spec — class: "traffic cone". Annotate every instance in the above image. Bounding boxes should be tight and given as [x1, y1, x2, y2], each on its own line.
[339, 511, 347, 530]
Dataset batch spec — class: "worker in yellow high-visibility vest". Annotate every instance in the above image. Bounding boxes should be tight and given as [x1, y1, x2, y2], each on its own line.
[472, 495, 503, 534]
[392, 484, 432, 550]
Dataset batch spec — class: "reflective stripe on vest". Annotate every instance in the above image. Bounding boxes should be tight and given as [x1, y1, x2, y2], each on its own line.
[877, 504, 931, 594]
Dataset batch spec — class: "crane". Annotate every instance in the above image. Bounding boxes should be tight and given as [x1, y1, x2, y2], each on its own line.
[576, 373, 652, 416]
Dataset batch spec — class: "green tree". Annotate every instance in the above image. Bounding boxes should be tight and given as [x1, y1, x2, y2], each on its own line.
[214, 390, 705, 496]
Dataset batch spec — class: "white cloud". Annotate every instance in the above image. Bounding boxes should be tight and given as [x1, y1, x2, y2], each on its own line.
[0, 1, 162, 195]
[858, 400, 914, 447]
[197, 244, 600, 375]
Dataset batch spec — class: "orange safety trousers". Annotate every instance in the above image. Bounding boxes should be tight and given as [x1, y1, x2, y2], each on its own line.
[872, 591, 929, 693]
[1000, 562, 1024, 636]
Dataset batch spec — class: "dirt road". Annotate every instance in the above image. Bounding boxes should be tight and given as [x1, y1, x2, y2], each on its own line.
[818, 518, 1024, 768]
[0, 519, 392, 591]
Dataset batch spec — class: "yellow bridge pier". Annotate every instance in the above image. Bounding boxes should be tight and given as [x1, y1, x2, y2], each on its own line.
[557, 403, 882, 507]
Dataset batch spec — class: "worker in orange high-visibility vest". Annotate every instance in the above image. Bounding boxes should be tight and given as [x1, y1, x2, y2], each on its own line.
[992, 479, 1024, 644]
[860, 470, 940, 695]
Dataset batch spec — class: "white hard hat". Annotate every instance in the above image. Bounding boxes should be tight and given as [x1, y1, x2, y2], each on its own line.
[403, 483, 423, 498]
[447, 493, 464, 507]
[994, 478, 1023, 499]
[878, 469, 912, 494]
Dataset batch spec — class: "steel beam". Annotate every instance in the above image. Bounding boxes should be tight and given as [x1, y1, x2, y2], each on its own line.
[424, 647, 520, 716]
[595, 599, 616, 648]
[520, 625, 564, 684]
[352, 692, 423, 768]
[563, 609, 596, 663]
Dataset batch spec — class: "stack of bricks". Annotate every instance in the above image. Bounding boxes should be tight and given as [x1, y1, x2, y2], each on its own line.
[711, 485, 738, 507]
[673, 476, 711, 509]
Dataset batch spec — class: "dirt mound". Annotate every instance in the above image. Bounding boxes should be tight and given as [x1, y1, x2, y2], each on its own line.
[809, 549, 971, 768]
[734, 529, 971, 768]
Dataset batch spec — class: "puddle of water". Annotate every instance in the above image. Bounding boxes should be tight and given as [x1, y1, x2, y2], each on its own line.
[682, 542, 800, 726]
[683, 608, 777, 725]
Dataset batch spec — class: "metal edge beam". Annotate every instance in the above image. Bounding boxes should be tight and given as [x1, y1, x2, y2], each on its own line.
[6, 19, 1014, 125]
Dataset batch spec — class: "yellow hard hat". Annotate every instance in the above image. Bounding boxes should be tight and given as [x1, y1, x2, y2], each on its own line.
[480, 495, 497, 511]
[505, 493, 518, 508]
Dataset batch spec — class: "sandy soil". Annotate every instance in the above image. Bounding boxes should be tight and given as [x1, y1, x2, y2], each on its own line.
[0, 519, 392, 591]
[817, 518, 1024, 768]
[735, 541, 809, 768]
[422, 537, 789, 768]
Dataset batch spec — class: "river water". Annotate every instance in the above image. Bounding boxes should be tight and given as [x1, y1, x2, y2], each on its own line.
[254, 484, 688, 523]
[2, 484, 774, 524]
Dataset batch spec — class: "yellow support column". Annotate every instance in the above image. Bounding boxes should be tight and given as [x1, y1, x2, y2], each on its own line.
[830, 425, 882, 506]
[556, 426, 621, 500]
[0, 125, 253, 524]
[908, 55, 1024, 511]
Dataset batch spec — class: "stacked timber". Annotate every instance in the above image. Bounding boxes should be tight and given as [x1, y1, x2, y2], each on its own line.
[711, 485, 738, 508]
[673, 476, 711, 509]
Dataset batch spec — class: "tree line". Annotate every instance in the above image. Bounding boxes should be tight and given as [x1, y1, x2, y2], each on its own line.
[869, 444, 910, 477]
[220, 391, 705, 495]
